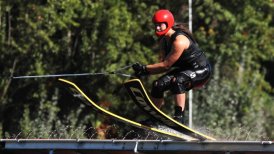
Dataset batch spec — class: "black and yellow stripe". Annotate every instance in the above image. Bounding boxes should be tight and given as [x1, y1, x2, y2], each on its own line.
[58, 78, 197, 141]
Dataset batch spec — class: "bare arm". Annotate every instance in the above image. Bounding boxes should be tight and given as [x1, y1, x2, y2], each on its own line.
[146, 35, 190, 74]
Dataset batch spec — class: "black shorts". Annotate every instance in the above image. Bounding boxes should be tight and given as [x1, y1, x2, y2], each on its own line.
[151, 64, 212, 98]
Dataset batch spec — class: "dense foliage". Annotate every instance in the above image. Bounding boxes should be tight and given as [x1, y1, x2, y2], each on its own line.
[0, 0, 273, 140]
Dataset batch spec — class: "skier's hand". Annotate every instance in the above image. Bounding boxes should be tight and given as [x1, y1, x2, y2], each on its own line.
[132, 63, 148, 77]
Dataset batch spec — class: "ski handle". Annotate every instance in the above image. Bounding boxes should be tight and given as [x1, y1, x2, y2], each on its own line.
[12, 64, 135, 79]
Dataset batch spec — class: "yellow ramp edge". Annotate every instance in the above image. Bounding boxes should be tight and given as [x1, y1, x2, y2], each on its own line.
[58, 78, 198, 141]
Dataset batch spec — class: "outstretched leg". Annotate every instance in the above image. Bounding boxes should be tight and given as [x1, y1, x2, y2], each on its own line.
[173, 93, 186, 124]
[170, 74, 191, 124]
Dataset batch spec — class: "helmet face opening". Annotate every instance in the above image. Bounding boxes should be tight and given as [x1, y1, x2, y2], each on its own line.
[154, 22, 167, 34]
[152, 10, 174, 37]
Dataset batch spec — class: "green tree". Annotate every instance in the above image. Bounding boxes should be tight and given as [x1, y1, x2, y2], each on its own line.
[191, 0, 274, 140]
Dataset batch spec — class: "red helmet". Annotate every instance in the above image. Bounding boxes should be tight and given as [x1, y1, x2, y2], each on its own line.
[152, 9, 174, 37]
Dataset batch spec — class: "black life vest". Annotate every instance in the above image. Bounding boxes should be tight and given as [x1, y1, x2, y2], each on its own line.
[162, 29, 208, 69]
